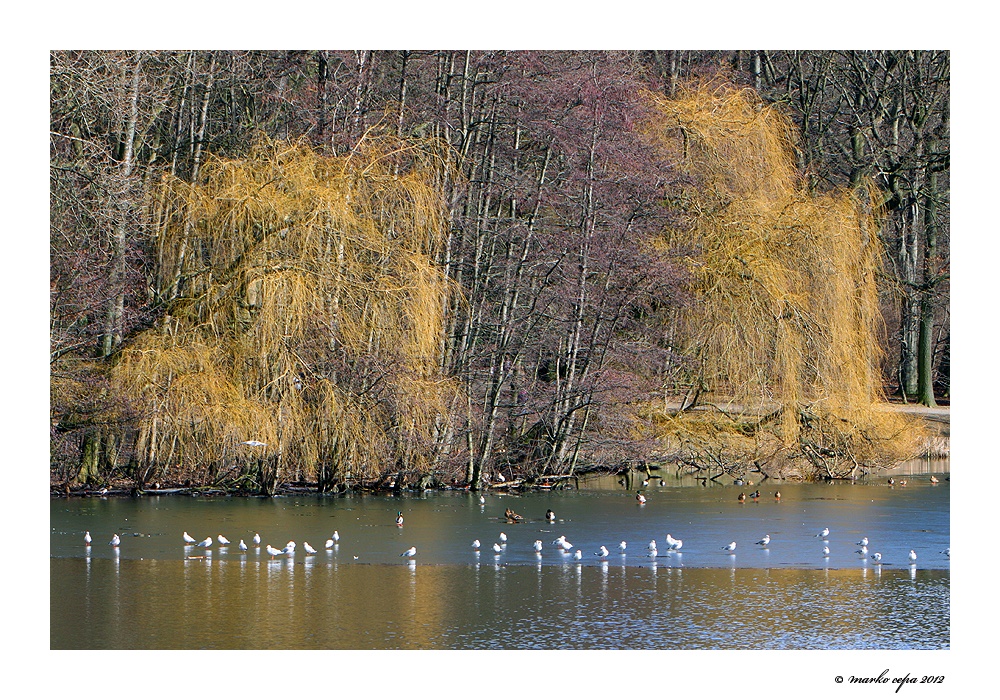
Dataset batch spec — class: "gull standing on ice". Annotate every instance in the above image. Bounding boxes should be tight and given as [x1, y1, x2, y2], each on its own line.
[822, 546, 830, 557]
[618, 541, 627, 554]
[723, 541, 737, 553]
[401, 546, 417, 558]
[648, 539, 658, 552]
[574, 550, 583, 560]
[197, 537, 212, 548]
[218, 535, 230, 546]
[816, 527, 830, 540]
[303, 542, 317, 554]
[533, 540, 543, 553]
[472, 539, 481, 550]
[493, 542, 503, 555]
[183, 531, 196, 544]
[908, 549, 917, 564]
[499, 532, 508, 544]
[756, 534, 771, 547]
[239, 539, 248, 552]
[84, 531, 92, 546]
[110, 534, 120, 547]
[266, 545, 282, 558]
[595, 545, 609, 558]
[253, 533, 261, 545]
[857, 537, 869, 547]
[871, 552, 882, 563]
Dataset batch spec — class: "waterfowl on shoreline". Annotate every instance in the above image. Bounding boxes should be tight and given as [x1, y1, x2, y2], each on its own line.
[722, 541, 736, 553]
[183, 531, 196, 544]
[737, 492, 746, 503]
[574, 549, 583, 560]
[908, 549, 917, 563]
[870, 552, 882, 563]
[110, 534, 120, 547]
[888, 477, 895, 485]
[756, 534, 770, 547]
[84, 531, 92, 546]
[856, 546, 868, 556]
[266, 545, 282, 558]
[493, 542, 503, 554]
[596, 545, 609, 558]
[822, 546, 830, 557]
[217, 535, 230, 546]
[504, 508, 524, 523]
[396, 512, 404, 526]
[619, 541, 627, 554]
[253, 533, 261, 545]
[239, 539, 248, 552]
[303, 542, 317, 555]
[401, 546, 417, 558]
[929, 476, 939, 483]
[499, 532, 508, 544]
[636, 492, 646, 505]
[648, 539, 657, 552]
[857, 537, 869, 547]
[749, 490, 760, 501]
[533, 540, 543, 552]
[816, 527, 830, 540]
[197, 537, 212, 548]
[545, 509, 555, 522]
[472, 539, 481, 550]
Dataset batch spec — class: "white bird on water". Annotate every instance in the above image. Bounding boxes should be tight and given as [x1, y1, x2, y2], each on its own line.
[282, 541, 296, 555]
[110, 534, 120, 547]
[822, 546, 830, 557]
[239, 539, 248, 552]
[84, 531, 92, 546]
[396, 512, 404, 526]
[303, 542, 317, 555]
[253, 533, 261, 545]
[756, 534, 771, 547]
[856, 546, 869, 556]
[648, 539, 657, 552]
[723, 541, 737, 553]
[401, 546, 417, 558]
[857, 537, 869, 547]
[871, 552, 882, 563]
[197, 537, 212, 548]
[533, 540, 543, 553]
[218, 535, 230, 546]
[499, 532, 508, 544]
[668, 538, 683, 552]
[266, 545, 282, 558]
[325, 538, 335, 549]
[183, 531, 196, 544]
[472, 539, 481, 550]
[664, 534, 678, 548]
[816, 527, 830, 539]
[332, 531, 340, 543]
[560, 540, 574, 552]
[479, 495, 486, 505]
[553, 535, 567, 546]
[595, 545, 609, 558]
[574, 550, 583, 560]
[493, 542, 503, 554]
[618, 541, 627, 554]
[942, 548, 950, 558]
[908, 549, 917, 564]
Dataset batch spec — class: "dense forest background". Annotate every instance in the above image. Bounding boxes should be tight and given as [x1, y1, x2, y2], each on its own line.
[50, 50, 949, 493]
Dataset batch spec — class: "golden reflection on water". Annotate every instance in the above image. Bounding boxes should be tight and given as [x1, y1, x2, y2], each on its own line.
[51, 557, 948, 650]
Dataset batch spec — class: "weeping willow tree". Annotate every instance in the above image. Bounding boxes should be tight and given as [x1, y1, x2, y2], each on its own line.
[642, 82, 923, 480]
[113, 135, 459, 494]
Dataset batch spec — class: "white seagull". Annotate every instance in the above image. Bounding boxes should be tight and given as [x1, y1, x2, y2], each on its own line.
[533, 540, 543, 553]
[492, 542, 503, 554]
[218, 535, 230, 546]
[756, 534, 771, 547]
[618, 541, 627, 554]
[856, 546, 869, 556]
[197, 537, 212, 548]
[942, 548, 950, 558]
[401, 546, 417, 558]
[552, 535, 567, 546]
[723, 541, 737, 553]
[239, 539, 248, 552]
[110, 534, 120, 547]
[472, 539, 481, 550]
[303, 542, 317, 555]
[331, 531, 340, 543]
[857, 537, 869, 547]
[499, 532, 508, 544]
[871, 552, 882, 563]
[84, 531, 92, 546]
[668, 538, 683, 552]
[822, 546, 830, 557]
[648, 539, 658, 552]
[816, 527, 830, 539]
[183, 531, 196, 544]
[908, 549, 917, 563]
[479, 495, 486, 505]
[396, 512, 404, 526]
[560, 540, 574, 552]
[573, 549, 583, 560]
[664, 534, 678, 548]
[595, 545, 609, 558]
[325, 538, 335, 549]
[266, 545, 282, 558]
[253, 533, 261, 545]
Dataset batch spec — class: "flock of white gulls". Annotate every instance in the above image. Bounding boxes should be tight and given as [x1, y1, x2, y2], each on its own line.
[84, 492, 949, 567]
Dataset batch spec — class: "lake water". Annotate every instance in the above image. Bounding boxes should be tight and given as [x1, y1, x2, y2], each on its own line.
[50, 463, 949, 650]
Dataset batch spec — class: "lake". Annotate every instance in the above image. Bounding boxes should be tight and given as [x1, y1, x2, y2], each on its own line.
[50, 462, 949, 650]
